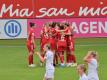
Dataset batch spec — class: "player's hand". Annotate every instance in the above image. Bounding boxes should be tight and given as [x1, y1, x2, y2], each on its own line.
[35, 52, 39, 55]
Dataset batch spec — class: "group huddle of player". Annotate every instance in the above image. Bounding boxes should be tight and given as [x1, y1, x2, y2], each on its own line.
[40, 21, 77, 67]
[26, 22, 99, 80]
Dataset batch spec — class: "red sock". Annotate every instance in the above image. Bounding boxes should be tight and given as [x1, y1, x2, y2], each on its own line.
[31, 55, 33, 64]
[71, 54, 76, 63]
[28, 55, 33, 65]
[54, 54, 58, 64]
[60, 52, 64, 63]
[68, 54, 72, 63]
[66, 53, 70, 63]
[55, 54, 58, 64]
[60, 55, 64, 63]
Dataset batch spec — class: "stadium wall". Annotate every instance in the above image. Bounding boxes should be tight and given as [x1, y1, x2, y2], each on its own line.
[0, 0, 107, 39]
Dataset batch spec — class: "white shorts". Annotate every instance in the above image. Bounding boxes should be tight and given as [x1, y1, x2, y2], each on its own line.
[88, 77, 99, 80]
[88, 75, 99, 80]
[45, 69, 55, 79]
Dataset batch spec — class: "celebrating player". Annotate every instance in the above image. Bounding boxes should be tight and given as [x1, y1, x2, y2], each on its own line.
[26, 22, 36, 67]
[56, 24, 67, 67]
[36, 44, 55, 80]
[77, 64, 88, 80]
[40, 23, 49, 52]
[40, 23, 50, 66]
[64, 22, 77, 67]
[84, 51, 99, 80]
[48, 22, 58, 66]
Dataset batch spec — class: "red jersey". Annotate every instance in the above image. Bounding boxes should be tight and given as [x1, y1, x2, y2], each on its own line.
[27, 28, 35, 53]
[48, 28, 57, 50]
[65, 26, 74, 41]
[49, 27, 56, 39]
[56, 28, 67, 51]
[27, 28, 35, 44]
[65, 26, 75, 51]
[40, 27, 49, 50]
[56, 29, 66, 41]
[41, 27, 49, 39]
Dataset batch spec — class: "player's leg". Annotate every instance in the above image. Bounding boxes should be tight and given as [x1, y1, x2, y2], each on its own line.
[54, 51, 59, 65]
[40, 39, 47, 66]
[70, 40, 77, 66]
[28, 52, 34, 66]
[59, 51, 65, 67]
[49, 39, 58, 66]
[53, 51, 59, 66]
[27, 43, 32, 65]
[57, 41, 65, 67]
[66, 51, 71, 67]
[66, 39, 71, 66]
[66, 44, 73, 66]
[27, 44, 35, 67]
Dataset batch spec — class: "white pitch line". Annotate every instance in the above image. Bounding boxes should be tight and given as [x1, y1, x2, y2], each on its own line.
[0, 44, 107, 48]
[0, 46, 25, 48]
[76, 44, 107, 47]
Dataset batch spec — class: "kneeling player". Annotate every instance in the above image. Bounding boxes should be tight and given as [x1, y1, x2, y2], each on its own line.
[77, 64, 88, 80]
[26, 22, 36, 67]
[36, 44, 55, 80]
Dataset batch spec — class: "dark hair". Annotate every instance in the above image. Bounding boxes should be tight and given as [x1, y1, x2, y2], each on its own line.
[56, 22, 60, 27]
[30, 22, 35, 27]
[64, 22, 70, 27]
[59, 25, 64, 30]
[51, 22, 56, 28]
[46, 44, 51, 50]
[88, 51, 99, 62]
[91, 51, 97, 58]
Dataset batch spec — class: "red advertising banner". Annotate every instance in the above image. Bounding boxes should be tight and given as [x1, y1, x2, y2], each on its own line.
[0, 0, 107, 19]
[35, 0, 107, 18]
[0, 0, 34, 19]
[27, 18, 107, 38]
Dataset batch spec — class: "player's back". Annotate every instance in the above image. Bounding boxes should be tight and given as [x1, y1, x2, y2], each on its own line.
[79, 74, 88, 80]
[45, 50, 54, 70]
[88, 58, 99, 80]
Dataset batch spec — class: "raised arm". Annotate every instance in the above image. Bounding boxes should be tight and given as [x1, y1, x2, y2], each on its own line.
[83, 52, 91, 63]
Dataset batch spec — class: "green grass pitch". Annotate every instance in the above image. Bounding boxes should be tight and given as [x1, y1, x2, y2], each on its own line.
[0, 38, 107, 80]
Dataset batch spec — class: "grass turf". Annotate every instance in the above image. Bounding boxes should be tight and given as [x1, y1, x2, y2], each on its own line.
[0, 38, 107, 80]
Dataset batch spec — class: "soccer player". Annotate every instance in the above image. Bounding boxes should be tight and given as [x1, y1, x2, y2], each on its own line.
[64, 22, 77, 67]
[40, 23, 50, 66]
[56, 24, 67, 67]
[26, 22, 36, 67]
[36, 44, 55, 80]
[48, 22, 56, 51]
[40, 23, 49, 52]
[70, 25, 77, 66]
[84, 51, 99, 80]
[77, 64, 88, 80]
[48, 22, 58, 66]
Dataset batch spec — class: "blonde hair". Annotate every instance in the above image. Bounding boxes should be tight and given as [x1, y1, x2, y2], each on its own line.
[88, 51, 99, 62]
[77, 64, 86, 72]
